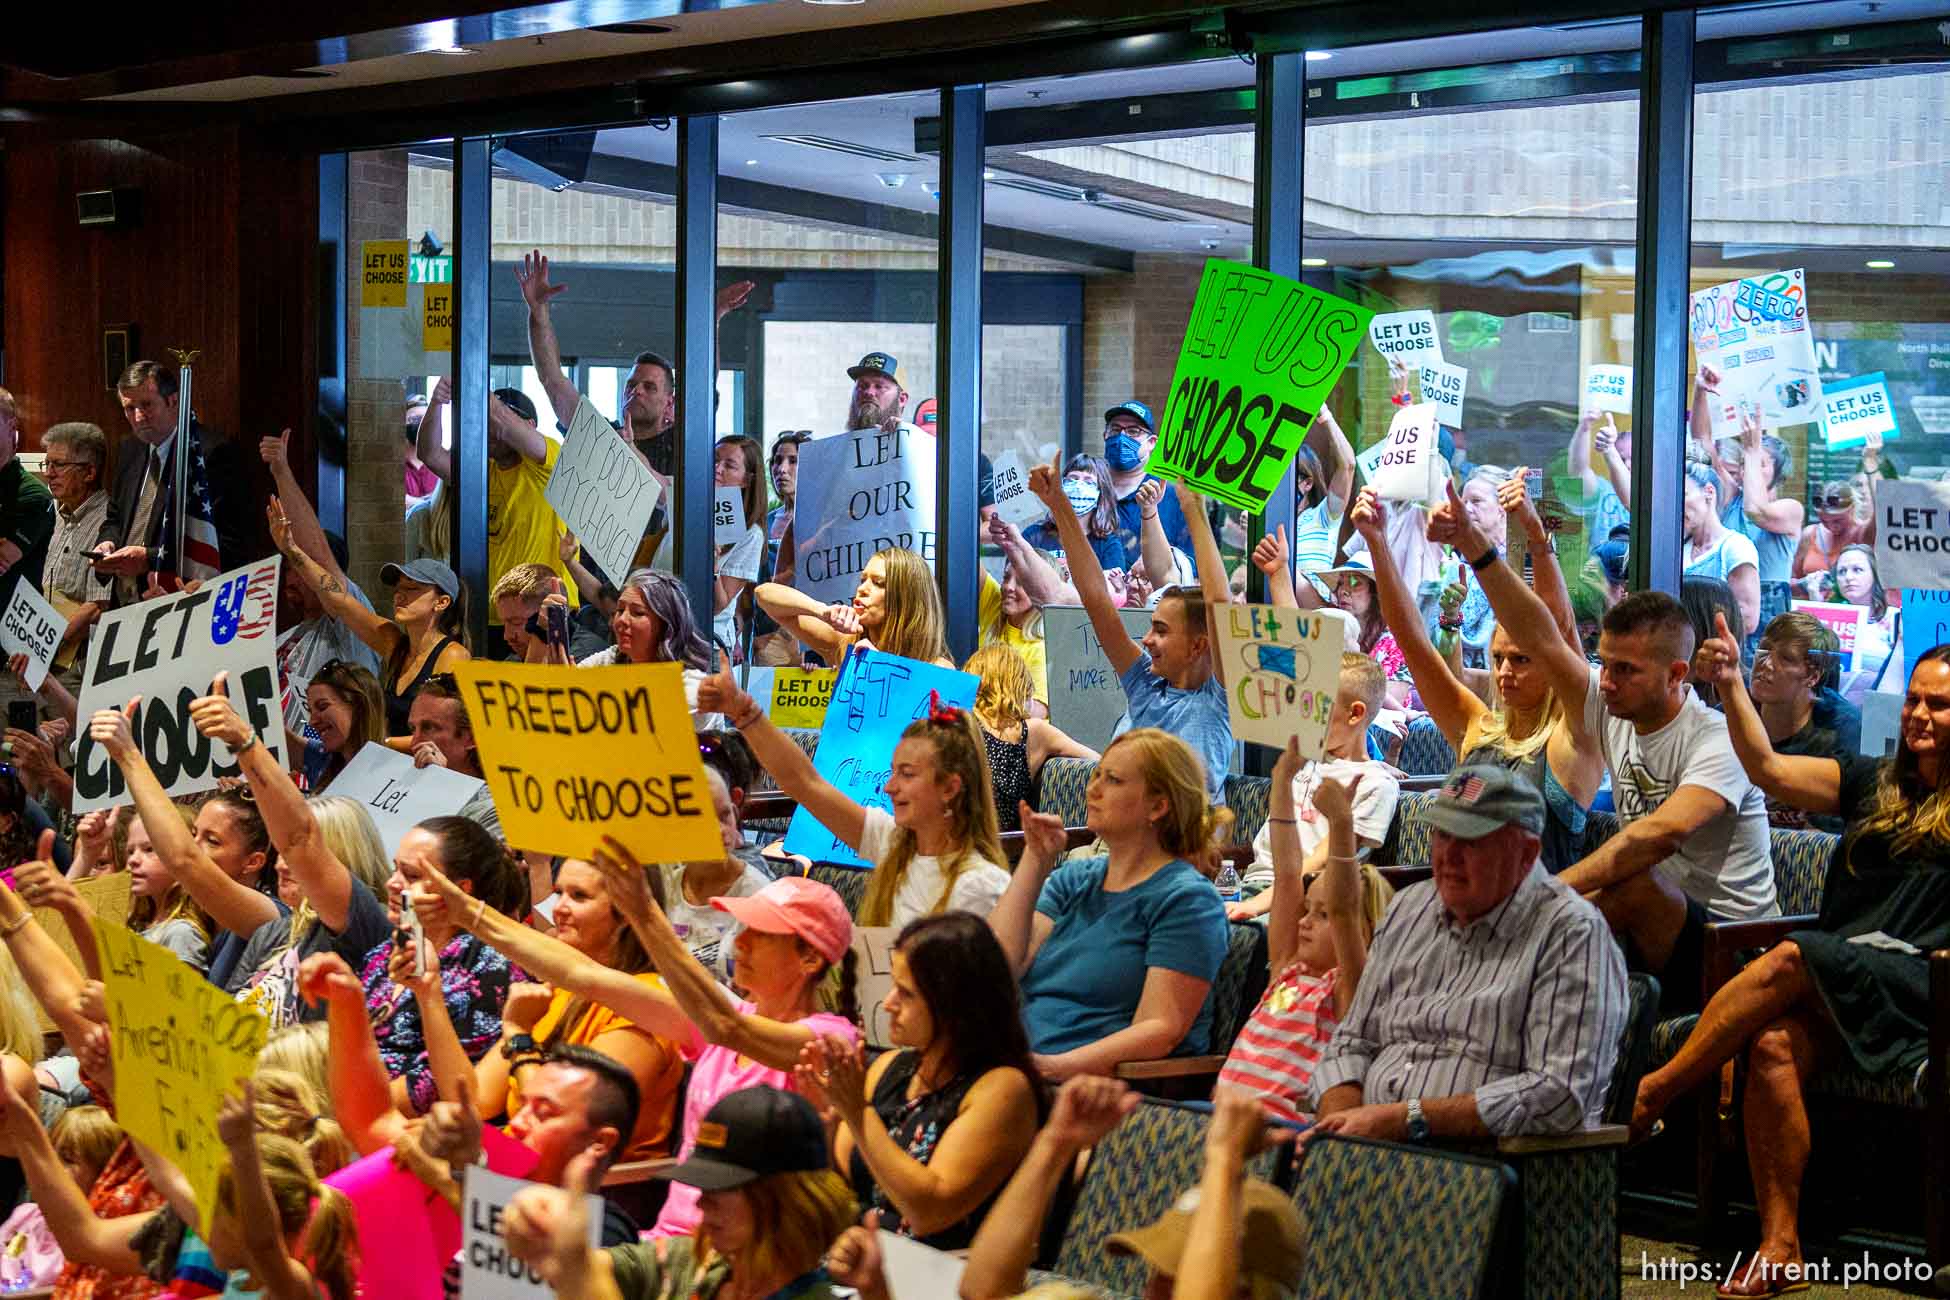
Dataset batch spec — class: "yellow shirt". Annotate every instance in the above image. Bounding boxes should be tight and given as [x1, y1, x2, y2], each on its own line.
[508, 975, 683, 1160]
[487, 437, 578, 623]
[979, 572, 1048, 704]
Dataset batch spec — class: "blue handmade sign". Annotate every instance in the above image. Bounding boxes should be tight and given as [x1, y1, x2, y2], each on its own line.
[1901, 588, 1950, 696]
[782, 649, 980, 868]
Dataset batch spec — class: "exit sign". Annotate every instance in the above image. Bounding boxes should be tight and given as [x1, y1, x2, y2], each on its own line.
[409, 256, 452, 284]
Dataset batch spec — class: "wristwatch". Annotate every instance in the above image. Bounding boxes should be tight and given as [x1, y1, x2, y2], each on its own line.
[501, 1031, 539, 1062]
[1404, 1098, 1430, 1143]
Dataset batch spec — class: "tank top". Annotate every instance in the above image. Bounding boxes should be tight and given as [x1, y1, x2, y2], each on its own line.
[848, 1051, 1000, 1251]
[1462, 739, 1589, 874]
[384, 634, 461, 737]
[982, 723, 1032, 833]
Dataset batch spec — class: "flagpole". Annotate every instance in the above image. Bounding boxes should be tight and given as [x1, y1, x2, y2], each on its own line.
[166, 348, 199, 579]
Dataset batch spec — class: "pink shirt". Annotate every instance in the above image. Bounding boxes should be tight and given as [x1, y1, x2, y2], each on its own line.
[1216, 965, 1339, 1123]
[648, 1003, 860, 1238]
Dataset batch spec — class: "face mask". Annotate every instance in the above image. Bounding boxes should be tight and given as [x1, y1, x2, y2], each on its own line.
[1103, 432, 1144, 471]
[1063, 479, 1099, 516]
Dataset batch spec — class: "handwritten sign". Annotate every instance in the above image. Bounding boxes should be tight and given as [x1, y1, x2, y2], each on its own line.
[1211, 603, 1347, 754]
[1583, 364, 1633, 415]
[1688, 269, 1824, 435]
[457, 661, 721, 863]
[0, 581, 65, 691]
[1419, 359, 1467, 427]
[73, 559, 285, 814]
[28, 872, 130, 1033]
[743, 666, 838, 730]
[851, 926, 901, 1049]
[544, 398, 662, 592]
[1364, 404, 1440, 503]
[1875, 480, 1950, 593]
[462, 1167, 601, 1300]
[793, 427, 938, 608]
[1143, 260, 1372, 512]
[1903, 588, 1950, 692]
[1820, 372, 1899, 450]
[422, 283, 454, 353]
[714, 486, 747, 546]
[1043, 605, 1155, 754]
[360, 240, 408, 308]
[988, 450, 1043, 530]
[1369, 310, 1441, 364]
[1791, 600, 1866, 672]
[93, 918, 267, 1229]
[327, 742, 486, 859]
[782, 651, 979, 867]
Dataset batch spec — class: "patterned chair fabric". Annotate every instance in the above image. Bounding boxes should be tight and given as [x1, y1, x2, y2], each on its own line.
[1398, 715, 1459, 776]
[1376, 791, 1436, 867]
[1039, 757, 1094, 827]
[1209, 922, 1270, 1056]
[1221, 775, 1270, 846]
[1767, 827, 1836, 918]
[1289, 1134, 1512, 1300]
[1606, 973, 1662, 1127]
[807, 863, 868, 919]
[751, 728, 823, 793]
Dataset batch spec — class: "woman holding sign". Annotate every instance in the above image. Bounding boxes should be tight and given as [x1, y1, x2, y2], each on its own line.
[755, 546, 951, 669]
[713, 436, 769, 659]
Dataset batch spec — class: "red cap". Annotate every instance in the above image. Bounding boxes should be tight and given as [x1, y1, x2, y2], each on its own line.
[712, 876, 853, 966]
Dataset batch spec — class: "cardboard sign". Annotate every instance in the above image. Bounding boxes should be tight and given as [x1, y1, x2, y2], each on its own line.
[457, 661, 721, 863]
[327, 742, 487, 859]
[714, 486, 747, 546]
[1902, 588, 1950, 691]
[1583, 364, 1633, 414]
[73, 559, 286, 814]
[852, 925, 901, 1049]
[422, 283, 454, 353]
[1419, 359, 1467, 427]
[793, 427, 938, 608]
[782, 650, 979, 867]
[1874, 479, 1950, 593]
[0, 581, 65, 691]
[1688, 269, 1825, 435]
[28, 872, 130, 1033]
[360, 240, 408, 308]
[988, 450, 1043, 530]
[1820, 372, 1899, 450]
[1791, 599, 1866, 672]
[93, 918, 267, 1229]
[1369, 310, 1441, 364]
[461, 1167, 601, 1300]
[1043, 605, 1156, 754]
[1143, 259, 1373, 512]
[1365, 404, 1440, 503]
[742, 666, 839, 730]
[1211, 603, 1348, 754]
[544, 398, 662, 593]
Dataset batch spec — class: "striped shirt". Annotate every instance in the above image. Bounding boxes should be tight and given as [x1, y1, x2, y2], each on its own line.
[1307, 862, 1628, 1136]
[1217, 963, 1338, 1122]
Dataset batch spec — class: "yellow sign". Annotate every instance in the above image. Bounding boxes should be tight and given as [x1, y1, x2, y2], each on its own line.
[29, 872, 131, 1033]
[361, 239, 409, 308]
[771, 667, 837, 730]
[423, 283, 455, 353]
[456, 660, 723, 863]
[92, 918, 267, 1230]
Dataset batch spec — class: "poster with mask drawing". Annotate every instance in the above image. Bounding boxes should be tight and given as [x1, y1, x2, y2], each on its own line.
[1688, 270, 1825, 435]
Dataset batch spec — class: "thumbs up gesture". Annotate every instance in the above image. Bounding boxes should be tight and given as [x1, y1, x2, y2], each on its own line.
[189, 671, 255, 751]
[1692, 610, 1745, 692]
[88, 698, 140, 762]
[696, 656, 756, 727]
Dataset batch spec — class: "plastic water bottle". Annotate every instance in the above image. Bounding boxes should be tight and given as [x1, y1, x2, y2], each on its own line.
[1214, 861, 1242, 905]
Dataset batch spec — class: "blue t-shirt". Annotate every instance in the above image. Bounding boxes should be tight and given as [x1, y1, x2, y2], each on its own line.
[1115, 650, 1233, 805]
[1021, 855, 1229, 1057]
[1721, 492, 1797, 586]
[1114, 480, 1194, 571]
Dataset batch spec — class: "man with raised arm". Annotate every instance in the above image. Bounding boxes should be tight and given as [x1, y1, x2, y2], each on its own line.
[1429, 480, 1777, 1012]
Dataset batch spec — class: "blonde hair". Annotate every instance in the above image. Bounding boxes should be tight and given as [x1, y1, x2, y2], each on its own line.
[1101, 728, 1233, 861]
[290, 798, 391, 947]
[1856, 647, 1950, 855]
[857, 708, 1005, 928]
[217, 1133, 360, 1300]
[128, 804, 214, 941]
[1469, 624, 1569, 766]
[491, 561, 559, 605]
[51, 1105, 124, 1183]
[412, 482, 455, 561]
[1335, 652, 1385, 721]
[0, 949, 43, 1063]
[965, 642, 1033, 732]
[697, 1169, 855, 1286]
[868, 547, 947, 665]
[249, 1068, 356, 1178]
[258, 1023, 333, 1118]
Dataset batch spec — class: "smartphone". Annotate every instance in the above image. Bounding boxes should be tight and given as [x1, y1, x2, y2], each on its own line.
[546, 601, 569, 649]
[6, 701, 36, 735]
[394, 905, 428, 979]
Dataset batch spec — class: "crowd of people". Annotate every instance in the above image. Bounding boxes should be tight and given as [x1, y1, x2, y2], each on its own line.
[0, 266, 1935, 1300]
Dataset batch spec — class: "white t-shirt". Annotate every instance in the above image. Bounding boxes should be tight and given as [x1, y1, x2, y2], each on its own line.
[1683, 529, 1759, 584]
[660, 861, 772, 982]
[1582, 669, 1777, 919]
[712, 524, 767, 651]
[859, 805, 1011, 926]
[1244, 756, 1401, 891]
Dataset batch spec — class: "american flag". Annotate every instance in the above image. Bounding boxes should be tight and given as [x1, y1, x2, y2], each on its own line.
[211, 562, 277, 645]
[1449, 773, 1487, 805]
[151, 417, 223, 584]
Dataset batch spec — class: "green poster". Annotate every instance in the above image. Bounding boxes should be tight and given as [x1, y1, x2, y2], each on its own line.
[1144, 259, 1374, 511]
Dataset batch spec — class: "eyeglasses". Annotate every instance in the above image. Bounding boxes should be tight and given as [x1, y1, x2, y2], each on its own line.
[41, 459, 93, 474]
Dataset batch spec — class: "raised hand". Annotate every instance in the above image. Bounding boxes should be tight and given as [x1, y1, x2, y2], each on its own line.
[1251, 525, 1290, 578]
[1027, 457, 1065, 512]
[88, 699, 140, 763]
[1271, 735, 1306, 793]
[1498, 467, 1544, 540]
[715, 280, 756, 320]
[502, 982, 555, 1034]
[420, 1079, 483, 1168]
[265, 497, 295, 556]
[558, 531, 580, 565]
[825, 1210, 888, 1299]
[1205, 1086, 1294, 1164]
[216, 1079, 257, 1149]
[1132, 478, 1165, 515]
[431, 376, 453, 407]
[1692, 610, 1744, 692]
[516, 250, 569, 311]
[408, 859, 469, 933]
[694, 658, 754, 723]
[14, 847, 79, 916]
[1347, 488, 1387, 547]
[1312, 772, 1360, 827]
[502, 1148, 600, 1287]
[1044, 1076, 1140, 1151]
[590, 835, 659, 923]
[821, 603, 863, 638]
[258, 428, 292, 475]
[387, 925, 442, 998]
[297, 952, 364, 1011]
[1018, 802, 1067, 872]
[188, 672, 253, 750]
[1593, 417, 1618, 457]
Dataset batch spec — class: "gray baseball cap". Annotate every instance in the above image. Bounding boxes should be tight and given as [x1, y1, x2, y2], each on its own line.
[380, 557, 460, 600]
[1423, 763, 1545, 840]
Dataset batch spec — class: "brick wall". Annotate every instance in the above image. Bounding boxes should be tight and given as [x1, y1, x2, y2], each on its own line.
[346, 151, 410, 601]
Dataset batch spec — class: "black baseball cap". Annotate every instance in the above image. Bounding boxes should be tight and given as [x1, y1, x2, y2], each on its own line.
[492, 387, 539, 424]
[657, 1086, 828, 1191]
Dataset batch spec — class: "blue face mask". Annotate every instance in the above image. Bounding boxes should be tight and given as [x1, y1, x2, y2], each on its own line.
[1103, 432, 1144, 471]
[1063, 478, 1099, 516]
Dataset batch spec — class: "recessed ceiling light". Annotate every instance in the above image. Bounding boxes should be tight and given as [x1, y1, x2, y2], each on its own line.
[1301, 257, 1328, 267]
[745, 159, 759, 166]
[1866, 259, 1896, 268]
[1305, 50, 1333, 61]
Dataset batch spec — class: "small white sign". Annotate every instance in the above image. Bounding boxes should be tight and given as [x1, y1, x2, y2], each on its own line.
[1365, 403, 1440, 503]
[988, 450, 1043, 531]
[327, 743, 486, 859]
[879, 1229, 969, 1300]
[714, 486, 747, 546]
[0, 582, 64, 692]
[1419, 359, 1467, 427]
[1820, 372, 1899, 450]
[1369, 310, 1441, 364]
[1874, 479, 1950, 593]
[1583, 364, 1634, 415]
[461, 1167, 601, 1300]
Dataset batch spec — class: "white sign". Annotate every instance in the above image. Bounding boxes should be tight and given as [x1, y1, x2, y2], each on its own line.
[1042, 604, 1157, 754]
[1419, 359, 1467, 427]
[853, 925, 900, 1050]
[0, 582, 64, 692]
[1368, 310, 1441, 364]
[988, 450, 1043, 531]
[544, 398, 662, 589]
[1861, 691, 1902, 758]
[1874, 479, 1950, 593]
[878, 1230, 969, 1300]
[1583, 364, 1634, 415]
[792, 427, 938, 607]
[461, 1167, 600, 1300]
[328, 743, 486, 859]
[714, 486, 747, 546]
[1688, 270, 1825, 435]
[1211, 603, 1347, 754]
[1365, 403, 1440, 503]
[1819, 372, 1898, 450]
[73, 559, 287, 814]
